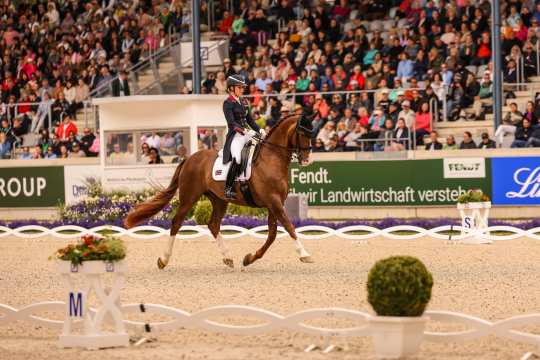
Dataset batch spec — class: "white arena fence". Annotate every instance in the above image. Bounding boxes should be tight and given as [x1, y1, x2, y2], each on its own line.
[1, 302, 540, 349]
[1, 224, 540, 242]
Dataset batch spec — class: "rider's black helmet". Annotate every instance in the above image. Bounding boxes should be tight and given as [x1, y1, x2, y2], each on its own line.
[226, 74, 247, 90]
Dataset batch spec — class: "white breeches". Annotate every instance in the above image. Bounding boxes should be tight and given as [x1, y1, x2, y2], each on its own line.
[494, 124, 516, 144]
[230, 132, 251, 163]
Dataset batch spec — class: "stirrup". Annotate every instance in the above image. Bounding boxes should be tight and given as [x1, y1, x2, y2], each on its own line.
[225, 187, 237, 199]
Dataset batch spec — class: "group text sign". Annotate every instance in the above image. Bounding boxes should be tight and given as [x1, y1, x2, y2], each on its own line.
[0, 167, 65, 207]
[491, 157, 540, 205]
[289, 160, 491, 206]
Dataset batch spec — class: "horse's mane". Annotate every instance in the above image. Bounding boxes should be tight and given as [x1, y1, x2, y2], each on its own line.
[265, 113, 299, 140]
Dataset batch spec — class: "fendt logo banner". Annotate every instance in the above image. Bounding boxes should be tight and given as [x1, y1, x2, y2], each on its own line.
[491, 157, 540, 205]
[0, 167, 65, 207]
[443, 158, 486, 178]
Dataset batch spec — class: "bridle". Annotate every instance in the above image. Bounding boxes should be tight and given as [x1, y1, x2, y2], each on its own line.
[257, 115, 313, 163]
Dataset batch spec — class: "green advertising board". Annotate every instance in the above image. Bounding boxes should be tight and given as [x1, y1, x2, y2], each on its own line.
[0, 167, 65, 207]
[289, 159, 491, 206]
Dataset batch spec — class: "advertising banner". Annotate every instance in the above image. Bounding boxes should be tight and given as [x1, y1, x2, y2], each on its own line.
[0, 166, 65, 207]
[491, 157, 540, 205]
[64, 165, 102, 205]
[103, 165, 177, 191]
[289, 159, 491, 206]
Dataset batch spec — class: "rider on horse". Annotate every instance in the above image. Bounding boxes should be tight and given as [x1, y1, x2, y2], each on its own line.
[222, 75, 266, 199]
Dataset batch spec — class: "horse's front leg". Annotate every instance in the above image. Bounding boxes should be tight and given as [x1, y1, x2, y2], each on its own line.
[243, 212, 278, 266]
[270, 200, 314, 263]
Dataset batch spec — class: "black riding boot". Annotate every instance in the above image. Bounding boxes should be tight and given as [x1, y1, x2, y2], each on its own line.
[224, 160, 239, 199]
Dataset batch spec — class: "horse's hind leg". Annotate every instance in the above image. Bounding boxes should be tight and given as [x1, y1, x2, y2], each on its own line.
[207, 194, 232, 267]
[243, 212, 277, 266]
[157, 194, 200, 269]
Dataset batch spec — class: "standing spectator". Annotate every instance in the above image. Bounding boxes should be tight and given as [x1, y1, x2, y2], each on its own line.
[511, 119, 534, 148]
[460, 131, 477, 149]
[477, 133, 496, 149]
[51, 93, 71, 125]
[425, 131, 443, 150]
[112, 71, 131, 97]
[56, 113, 78, 142]
[0, 133, 11, 159]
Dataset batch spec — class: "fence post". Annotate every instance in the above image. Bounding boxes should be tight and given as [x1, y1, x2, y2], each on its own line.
[442, 86, 448, 122]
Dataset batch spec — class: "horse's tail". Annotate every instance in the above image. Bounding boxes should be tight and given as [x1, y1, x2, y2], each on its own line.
[124, 160, 185, 229]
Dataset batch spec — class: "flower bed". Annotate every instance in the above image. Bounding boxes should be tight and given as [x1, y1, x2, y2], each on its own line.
[51, 235, 126, 265]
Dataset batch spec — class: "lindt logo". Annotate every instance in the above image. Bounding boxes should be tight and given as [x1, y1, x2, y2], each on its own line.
[506, 167, 540, 198]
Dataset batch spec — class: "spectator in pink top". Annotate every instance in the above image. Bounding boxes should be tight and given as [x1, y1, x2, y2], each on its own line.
[415, 102, 432, 146]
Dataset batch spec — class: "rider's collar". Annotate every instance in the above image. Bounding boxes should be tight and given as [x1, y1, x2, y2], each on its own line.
[229, 94, 240, 103]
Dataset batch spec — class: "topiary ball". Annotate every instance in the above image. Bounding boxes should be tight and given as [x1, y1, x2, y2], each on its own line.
[367, 256, 433, 317]
[193, 199, 213, 225]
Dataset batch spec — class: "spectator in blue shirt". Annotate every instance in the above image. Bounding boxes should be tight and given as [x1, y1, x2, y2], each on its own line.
[397, 52, 414, 82]
[0, 133, 11, 159]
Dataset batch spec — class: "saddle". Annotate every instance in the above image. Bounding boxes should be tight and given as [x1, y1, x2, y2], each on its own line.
[212, 139, 260, 182]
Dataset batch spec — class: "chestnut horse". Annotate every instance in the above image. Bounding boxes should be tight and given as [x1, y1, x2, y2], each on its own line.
[124, 113, 314, 269]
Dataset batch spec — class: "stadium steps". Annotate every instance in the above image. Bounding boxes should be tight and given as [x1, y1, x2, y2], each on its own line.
[433, 120, 494, 139]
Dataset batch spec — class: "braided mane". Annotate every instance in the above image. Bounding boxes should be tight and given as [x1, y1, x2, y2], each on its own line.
[264, 113, 299, 140]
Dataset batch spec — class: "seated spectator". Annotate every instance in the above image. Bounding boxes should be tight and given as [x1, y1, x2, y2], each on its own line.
[19, 146, 32, 160]
[511, 119, 534, 148]
[31, 145, 42, 159]
[316, 121, 337, 151]
[444, 135, 458, 150]
[414, 102, 432, 145]
[313, 138, 326, 152]
[69, 142, 86, 158]
[172, 145, 188, 163]
[374, 119, 395, 151]
[460, 131, 477, 149]
[398, 100, 416, 128]
[425, 131, 443, 150]
[58, 145, 69, 159]
[478, 133, 496, 149]
[526, 124, 540, 147]
[0, 133, 11, 159]
[523, 101, 538, 126]
[80, 128, 96, 156]
[495, 102, 523, 146]
[43, 146, 57, 159]
[148, 147, 164, 164]
[388, 118, 410, 151]
[368, 109, 385, 131]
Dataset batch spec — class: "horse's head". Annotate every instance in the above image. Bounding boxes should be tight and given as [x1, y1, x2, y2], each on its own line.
[292, 108, 314, 166]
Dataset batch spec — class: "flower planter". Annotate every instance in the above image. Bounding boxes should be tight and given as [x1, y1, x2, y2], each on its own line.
[58, 260, 128, 350]
[457, 201, 491, 244]
[369, 316, 428, 359]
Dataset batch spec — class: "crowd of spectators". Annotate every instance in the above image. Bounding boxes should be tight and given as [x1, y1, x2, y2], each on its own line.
[0, 0, 181, 159]
[200, 0, 540, 150]
[3, 0, 540, 160]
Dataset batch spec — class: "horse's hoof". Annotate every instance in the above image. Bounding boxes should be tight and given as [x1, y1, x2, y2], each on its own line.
[223, 258, 234, 268]
[243, 253, 254, 267]
[157, 258, 167, 269]
[299, 256, 314, 263]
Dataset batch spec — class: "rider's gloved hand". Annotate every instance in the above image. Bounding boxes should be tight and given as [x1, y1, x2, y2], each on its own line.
[259, 129, 267, 138]
[247, 129, 258, 138]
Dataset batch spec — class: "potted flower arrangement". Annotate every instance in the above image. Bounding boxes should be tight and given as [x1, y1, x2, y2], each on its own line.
[367, 256, 433, 359]
[52, 234, 127, 273]
[456, 189, 491, 210]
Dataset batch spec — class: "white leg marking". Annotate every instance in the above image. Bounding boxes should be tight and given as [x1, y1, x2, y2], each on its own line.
[294, 239, 310, 258]
[162, 235, 176, 265]
[216, 234, 232, 259]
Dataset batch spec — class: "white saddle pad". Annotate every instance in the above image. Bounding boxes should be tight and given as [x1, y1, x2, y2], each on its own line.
[212, 144, 256, 182]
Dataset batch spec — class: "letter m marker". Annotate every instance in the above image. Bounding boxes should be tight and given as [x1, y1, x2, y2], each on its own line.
[69, 292, 83, 317]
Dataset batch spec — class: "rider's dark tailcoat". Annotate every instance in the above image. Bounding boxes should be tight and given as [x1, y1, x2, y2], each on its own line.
[222, 95, 260, 164]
